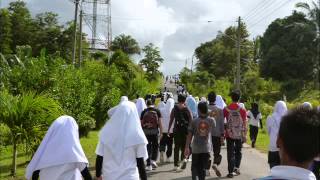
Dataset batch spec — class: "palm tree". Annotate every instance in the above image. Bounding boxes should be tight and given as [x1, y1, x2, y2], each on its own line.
[0, 91, 62, 176]
[111, 34, 141, 55]
[296, 0, 320, 89]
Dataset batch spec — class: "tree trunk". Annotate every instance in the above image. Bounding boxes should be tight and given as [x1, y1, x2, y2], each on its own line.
[11, 136, 17, 177]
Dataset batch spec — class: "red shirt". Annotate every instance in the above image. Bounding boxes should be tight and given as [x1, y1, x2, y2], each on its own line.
[223, 103, 247, 138]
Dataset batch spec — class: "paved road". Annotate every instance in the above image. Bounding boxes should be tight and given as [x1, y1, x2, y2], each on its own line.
[148, 144, 269, 180]
[152, 80, 270, 179]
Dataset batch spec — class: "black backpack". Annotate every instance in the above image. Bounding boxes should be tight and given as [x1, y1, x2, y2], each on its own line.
[173, 105, 190, 134]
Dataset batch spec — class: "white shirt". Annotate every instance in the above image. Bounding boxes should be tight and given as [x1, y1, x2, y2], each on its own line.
[39, 163, 85, 180]
[267, 115, 280, 152]
[96, 142, 148, 180]
[267, 166, 316, 180]
[248, 111, 262, 127]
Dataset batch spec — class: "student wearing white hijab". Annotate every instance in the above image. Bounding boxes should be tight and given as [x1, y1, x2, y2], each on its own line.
[186, 95, 198, 119]
[159, 95, 175, 163]
[107, 96, 129, 117]
[302, 102, 313, 109]
[136, 97, 147, 118]
[157, 96, 166, 110]
[25, 116, 91, 180]
[95, 100, 148, 180]
[266, 101, 288, 168]
[214, 95, 227, 110]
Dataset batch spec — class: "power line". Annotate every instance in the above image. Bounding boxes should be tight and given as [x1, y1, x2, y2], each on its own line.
[245, 0, 280, 23]
[248, 0, 293, 28]
[243, 0, 268, 19]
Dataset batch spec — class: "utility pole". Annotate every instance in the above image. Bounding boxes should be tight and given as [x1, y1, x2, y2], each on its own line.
[72, 0, 79, 66]
[185, 58, 188, 69]
[78, 9, 83, 67]
[191, 54, 194, 74]
[236, 16, 241, 90]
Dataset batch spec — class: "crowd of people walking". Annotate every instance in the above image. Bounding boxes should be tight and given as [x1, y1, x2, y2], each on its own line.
[24, 83, 320, 180]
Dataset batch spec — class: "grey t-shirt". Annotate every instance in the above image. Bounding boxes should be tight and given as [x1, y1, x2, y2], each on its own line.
[188, 117, 216, 153]
[208, 104, 225, 137]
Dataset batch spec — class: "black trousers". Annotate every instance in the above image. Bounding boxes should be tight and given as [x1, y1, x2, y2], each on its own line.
[226, 138, 242, 174]
[268, 151, 280, 169]
[146, 135, 159, 166]
[159, 133, 173, 158]
[212, 136, 222, 165]
[191, 153, 210, 180]
[173, 132, 187, 167]
[249, 125, 259, 145]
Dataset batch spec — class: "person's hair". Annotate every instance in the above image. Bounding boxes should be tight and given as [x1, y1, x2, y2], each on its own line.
[251, 103, 259, 111]
[230, 90, 241, 102]
[178, 94, 186, 103]
[146, 99, 153, 106]
[198, 102, 208, 115]
[160, 96, 164, 101]
[207, 91, 216, 103]
[278, 107, 320, 163]
[136, 94, 140, 99]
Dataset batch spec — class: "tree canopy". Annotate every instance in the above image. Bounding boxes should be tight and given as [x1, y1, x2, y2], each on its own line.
[111, 34, 141, 55]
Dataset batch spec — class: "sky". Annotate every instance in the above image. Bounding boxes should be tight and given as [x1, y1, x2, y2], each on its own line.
[1, 0, 307, 75]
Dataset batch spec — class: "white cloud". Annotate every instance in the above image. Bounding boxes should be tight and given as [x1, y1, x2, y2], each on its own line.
[1, 0, 305, 75]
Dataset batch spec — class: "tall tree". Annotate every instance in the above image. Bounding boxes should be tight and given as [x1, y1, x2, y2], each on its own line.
[195, 22, 253, 80]
[296, 0, 320, 89]
[260, 11, 316, 94]
[111, 34, 141, 55]
[8, 1, 33, 51]
[33, 12, 62, 55]
[0, 9, 13, 54]
[139, 43, 163, 81]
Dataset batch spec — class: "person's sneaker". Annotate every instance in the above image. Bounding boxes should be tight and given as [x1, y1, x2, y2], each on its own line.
[151, 160, 158, 168]
[212, 164, 222, 177]
[227, 173, 234, 178]
[146, 165, 152, 171]
[234, 168, 240, 175]
[180, 159, 188, 170]
[206, 169, 210, 176]
[173, 166, 182, 172]
[160, 152, 164, 164]
[166, 156, 173, 163]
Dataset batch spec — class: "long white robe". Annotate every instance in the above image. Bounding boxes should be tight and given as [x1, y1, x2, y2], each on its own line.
[97, 100, 148, 180]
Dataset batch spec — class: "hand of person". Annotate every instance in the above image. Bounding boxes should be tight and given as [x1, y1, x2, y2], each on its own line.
[96, 176, 103, 180]
[220, 136, 225, 144]
[159, 134, 163, 140]
[184, 147, 190, 158]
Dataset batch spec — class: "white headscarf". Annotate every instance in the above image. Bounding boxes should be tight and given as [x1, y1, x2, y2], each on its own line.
[107, 96, 129, 117]
[165, 97, 175, 118]
[99, 101, 148, 165]
[200, 97, 207, 102]
[302, 102, 313, 109]
[272, 101, 288, 124]
[25, 116, 88, 179]
[158, 101, 166, 110]
[239, 103, 246, 110]
[215, 95, 226, 109]
[186, 95, 198, 118]
[135, 98, 147, 118]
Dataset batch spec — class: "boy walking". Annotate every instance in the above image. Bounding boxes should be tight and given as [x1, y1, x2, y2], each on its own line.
[185, 102, 216, 180]
[141, 99, 163, 171]
[224, 90, 247, 178]
[207, 92, 224, 177]
[168, 94, 193, 171]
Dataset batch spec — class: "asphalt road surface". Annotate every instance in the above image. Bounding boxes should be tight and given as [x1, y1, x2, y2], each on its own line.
[148, 144, 269, 180]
